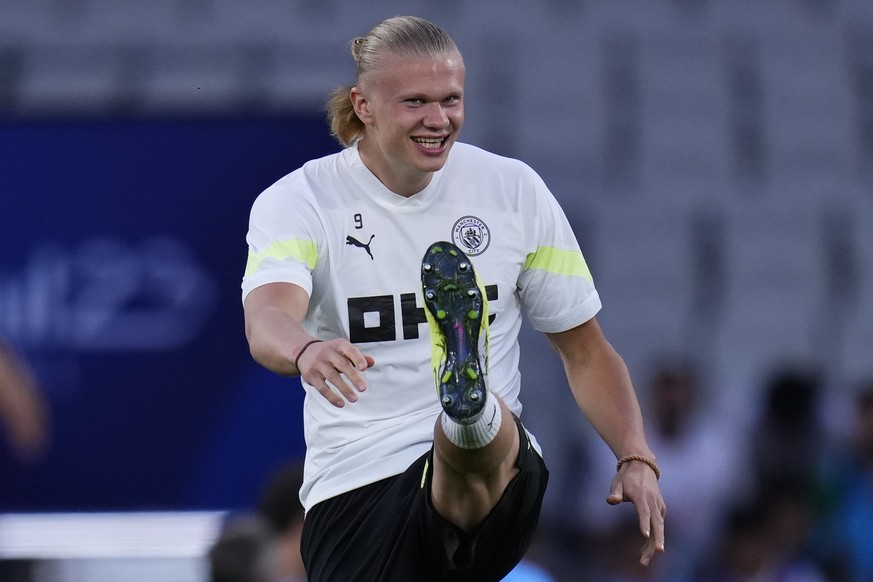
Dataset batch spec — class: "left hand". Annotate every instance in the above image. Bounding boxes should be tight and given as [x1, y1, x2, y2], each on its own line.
[606, 460, 666, 566]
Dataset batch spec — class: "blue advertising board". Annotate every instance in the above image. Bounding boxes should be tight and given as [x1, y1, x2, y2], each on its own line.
[0, 116, 338, 511]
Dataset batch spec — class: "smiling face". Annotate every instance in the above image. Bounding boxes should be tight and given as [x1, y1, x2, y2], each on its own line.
[351, 51, 465, 197]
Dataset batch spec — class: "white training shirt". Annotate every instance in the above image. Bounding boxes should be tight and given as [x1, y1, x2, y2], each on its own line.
[242, 142, 601, 512]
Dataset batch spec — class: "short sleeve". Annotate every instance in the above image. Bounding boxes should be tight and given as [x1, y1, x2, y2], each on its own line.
[517, 173, 601, 333]
[241, 179, 323, 303]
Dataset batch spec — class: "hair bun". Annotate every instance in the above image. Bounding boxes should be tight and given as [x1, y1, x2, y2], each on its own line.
[351, 37, 365, 61]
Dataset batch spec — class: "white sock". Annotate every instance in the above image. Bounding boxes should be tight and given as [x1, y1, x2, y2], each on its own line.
[440, 392, 502, 450]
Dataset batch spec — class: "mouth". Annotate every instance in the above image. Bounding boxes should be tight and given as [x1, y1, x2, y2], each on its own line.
[411, 136, 449, 150]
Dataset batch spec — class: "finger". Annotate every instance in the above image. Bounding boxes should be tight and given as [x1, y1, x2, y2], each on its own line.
[328, 354, 372, 395]
[302, 356, 364, 406]
[640, 535, 657, 566]
[652, 503, 667, 553]
[311, 379, 346, 408]
[606, 481, 623, 506]
[337, 345, 372, 373]
[640, 503, 666, 566]
[322, 368, 359, 403]
[351, 352, 375, 371]
[637, 504, 653, 540]
[337, 357, 369, 392]
[333, 347, 374, 390]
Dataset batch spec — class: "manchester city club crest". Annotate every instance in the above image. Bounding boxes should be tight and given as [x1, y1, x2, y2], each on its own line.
[451, 215, 491, 256]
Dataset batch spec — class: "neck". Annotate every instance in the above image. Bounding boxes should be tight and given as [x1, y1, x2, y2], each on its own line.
[357, 142, 432, 197]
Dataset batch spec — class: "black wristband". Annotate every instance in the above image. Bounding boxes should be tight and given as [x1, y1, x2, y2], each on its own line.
[294, 339, 324, 371]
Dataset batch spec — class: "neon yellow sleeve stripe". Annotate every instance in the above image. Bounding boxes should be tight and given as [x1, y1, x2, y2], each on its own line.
[244, 239, 318, 276]
[523, 246, 593, 282]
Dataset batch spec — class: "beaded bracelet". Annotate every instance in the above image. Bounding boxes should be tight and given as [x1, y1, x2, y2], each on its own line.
[294, 339, 324, 370]
[616, 455, 661, 480]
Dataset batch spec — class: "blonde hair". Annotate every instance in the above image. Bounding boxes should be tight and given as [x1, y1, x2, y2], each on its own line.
[325, 16, 460, 147]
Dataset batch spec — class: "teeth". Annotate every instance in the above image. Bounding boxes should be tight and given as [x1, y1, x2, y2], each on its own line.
[413, 137, 444, 149]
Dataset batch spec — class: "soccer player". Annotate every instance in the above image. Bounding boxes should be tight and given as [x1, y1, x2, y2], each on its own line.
[242, 16, 665, 581]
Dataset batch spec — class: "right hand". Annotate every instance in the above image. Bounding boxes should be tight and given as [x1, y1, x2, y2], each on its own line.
[296, 338, 375, 407]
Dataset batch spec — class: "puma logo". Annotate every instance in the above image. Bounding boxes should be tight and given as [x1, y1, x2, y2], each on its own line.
[346, 234, 375, 260]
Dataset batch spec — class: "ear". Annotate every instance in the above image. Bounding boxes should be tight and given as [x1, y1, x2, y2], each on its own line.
[350, 86, 373, 125]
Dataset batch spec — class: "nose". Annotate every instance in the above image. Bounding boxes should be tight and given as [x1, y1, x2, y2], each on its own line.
[422, 102, 449, 128]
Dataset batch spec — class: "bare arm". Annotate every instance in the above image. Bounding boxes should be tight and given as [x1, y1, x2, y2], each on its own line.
[0, 341, 49, 463]
[243, 282, 373, 407]
[546, 317, 666, 565]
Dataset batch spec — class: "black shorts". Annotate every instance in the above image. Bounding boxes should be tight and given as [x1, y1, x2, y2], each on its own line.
[300, 416, 549, 582]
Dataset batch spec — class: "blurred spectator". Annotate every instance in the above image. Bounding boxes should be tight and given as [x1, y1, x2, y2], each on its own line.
[762, 480, 828, 582]
[642, 360, 750, 579]
[576, 358, 747, 580]
[209, 461, 307, 582]
[257, 463, 306, 582]
[209, 514, 279, 582]
[696, 502, 770, 582]
[749, 368, 827, 492]
[814, 381, 873, 582]
[696, 483, 827, 582]
[0, 340, 49, 463]
[597, 515, 658, 582]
